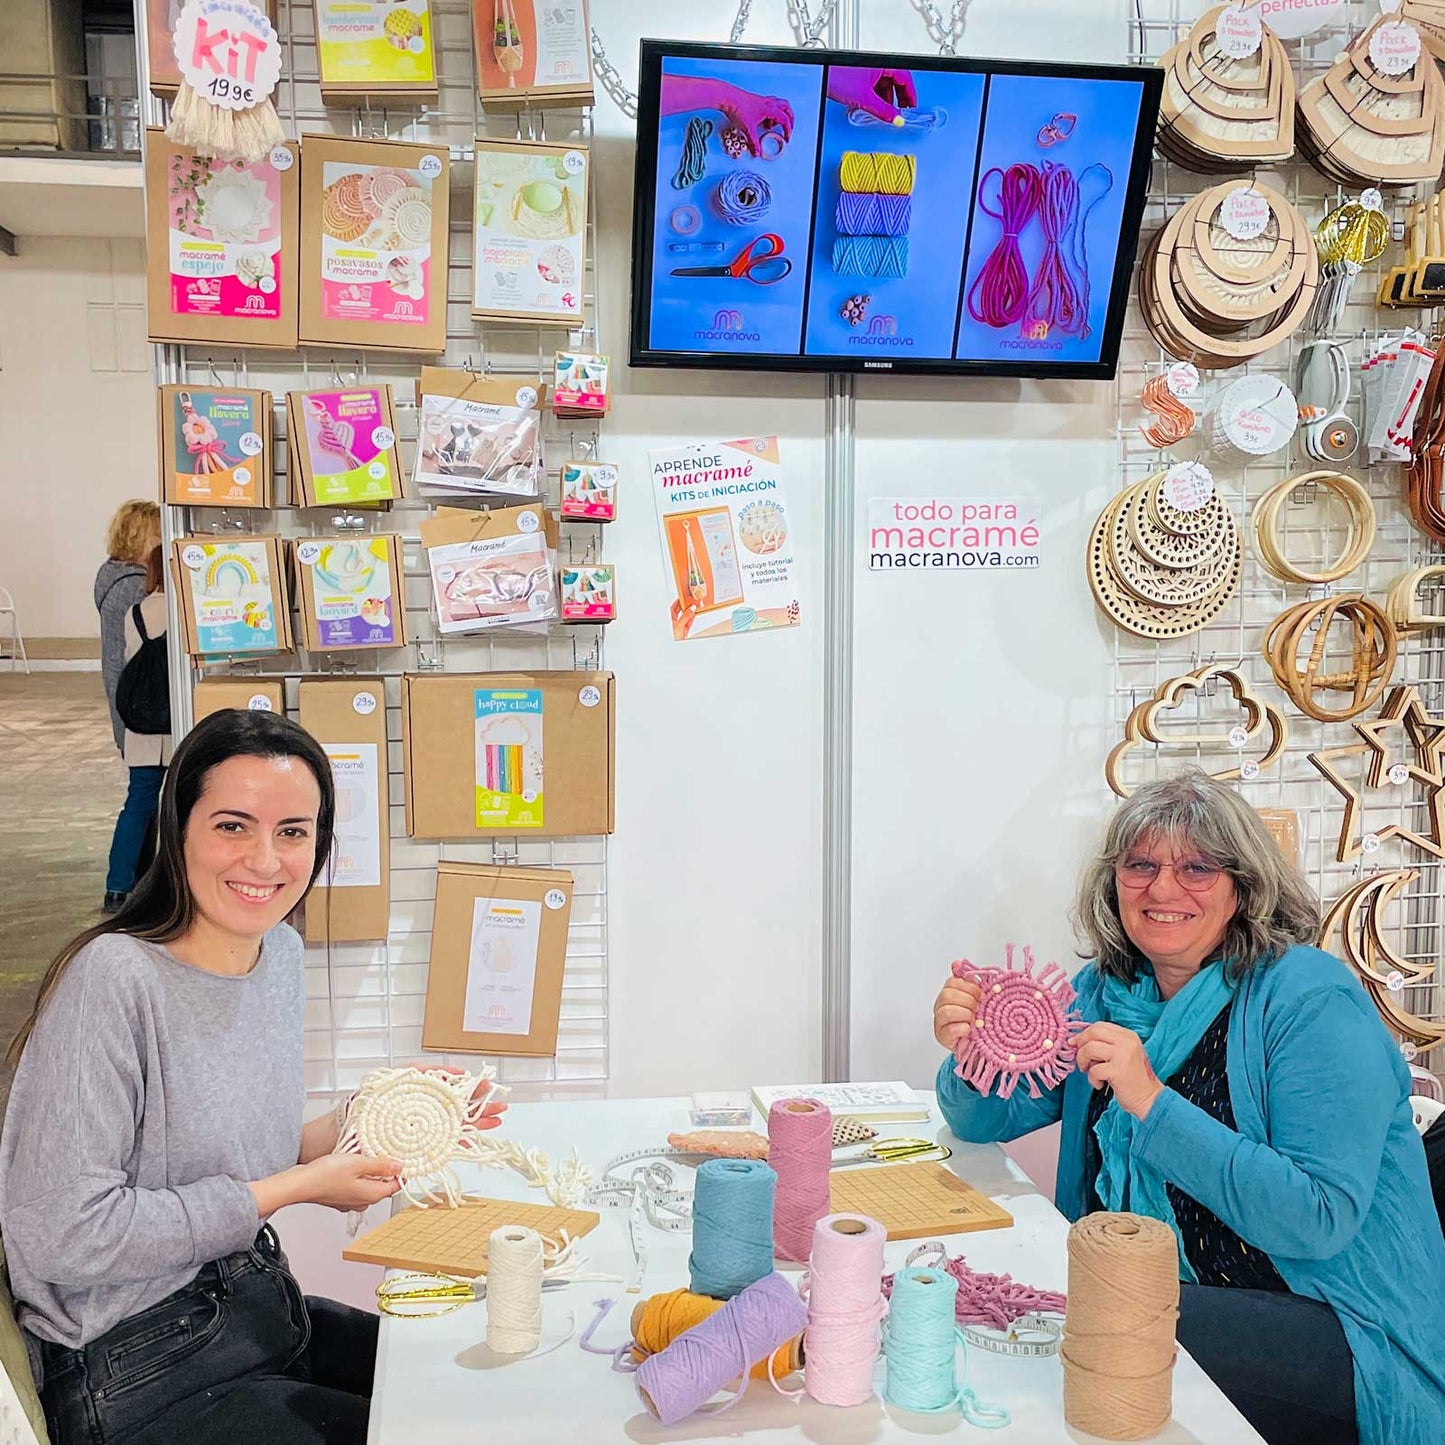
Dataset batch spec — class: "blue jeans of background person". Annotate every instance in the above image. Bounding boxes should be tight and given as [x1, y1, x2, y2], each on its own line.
[1178, 1282, 1358, 1445]
[38, 1226, 376, 1445]
[105, 765, 164, 895]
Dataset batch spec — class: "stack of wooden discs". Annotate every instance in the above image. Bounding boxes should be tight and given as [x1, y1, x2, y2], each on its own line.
[1087, 472, 1241, 639]
[1139, 180, 1318, 368]
[1297, 15, 1445, 188]
[1401, 1, 1445, 64]
[1263, 595, 1397, 721]
[1157, 7, 1294, 171]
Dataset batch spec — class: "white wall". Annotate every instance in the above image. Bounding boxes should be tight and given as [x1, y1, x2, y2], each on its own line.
[0, 235, 154, 638]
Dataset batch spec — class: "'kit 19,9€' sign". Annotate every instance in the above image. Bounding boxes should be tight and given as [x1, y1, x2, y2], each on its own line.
[172, 0, 283, 109]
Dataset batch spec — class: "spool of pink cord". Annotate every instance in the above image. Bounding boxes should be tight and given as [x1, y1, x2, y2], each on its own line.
[768, 1098, 833, 1263]
[800, 1213, 886, 1406]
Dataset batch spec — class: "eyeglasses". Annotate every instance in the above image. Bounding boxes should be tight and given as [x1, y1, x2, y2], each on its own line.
[1114, 857, 1226, 893]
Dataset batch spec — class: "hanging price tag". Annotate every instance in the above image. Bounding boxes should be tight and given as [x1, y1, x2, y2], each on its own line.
[1217, 5, 1264, 58]
[1389, 763, 1411, 786]
[173, 0, 282, 111]
[1165, 362, 1201, 400]
[1362, 832, 1382, 854]
[1220, 186, 1273, 241]
[1370, 20, 1422, 75]
[1163, 461, 1215, 513]
[1229, 726, 1250, 748]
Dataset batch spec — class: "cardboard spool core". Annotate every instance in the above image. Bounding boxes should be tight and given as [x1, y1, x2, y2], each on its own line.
[831, 1217, 868, 1235]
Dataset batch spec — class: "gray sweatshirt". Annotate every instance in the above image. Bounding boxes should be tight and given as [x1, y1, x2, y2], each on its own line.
[0, 926, 305, 1351]
[94, 560, 148, 750]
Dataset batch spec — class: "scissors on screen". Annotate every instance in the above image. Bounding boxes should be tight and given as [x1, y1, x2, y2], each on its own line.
[669, 233, 793, 285]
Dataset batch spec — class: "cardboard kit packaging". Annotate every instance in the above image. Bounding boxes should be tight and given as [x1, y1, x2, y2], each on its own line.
[287, 385, 402, 507]
[172, 534, 293, 658]
[473, 0, 594, 109]
[145, 130, 300, 349]
[559, 459, 617, 522]
[472, 138, 588, 327]
[420, 503, 558, 635]
[422, 860, 574, 1056]
[299, 134, 451, 353]
[313, 0, 438, 105]
[300, 677, 391, 943]
[158, 384, 273, 508]
[402, 670, 615, 838]
[560, 563, 615, 623]
[192, 677, 286, 723]
[413, 367, 546, 497]
[293, 533, 409, 652]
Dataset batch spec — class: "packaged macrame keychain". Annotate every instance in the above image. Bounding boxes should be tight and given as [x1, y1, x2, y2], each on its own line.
[950, 944, 1085, 1099]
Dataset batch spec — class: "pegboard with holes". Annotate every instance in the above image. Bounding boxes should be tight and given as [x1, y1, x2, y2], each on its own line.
[136, 0, 609, 1103]
[1118, 0, 1445, 1079]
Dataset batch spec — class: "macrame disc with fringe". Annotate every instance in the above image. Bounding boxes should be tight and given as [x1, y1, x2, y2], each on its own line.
[950, 944, 1085, 1099]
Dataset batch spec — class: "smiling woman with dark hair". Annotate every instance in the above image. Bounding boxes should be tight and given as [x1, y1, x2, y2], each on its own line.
[931, 770, 1445, 1445]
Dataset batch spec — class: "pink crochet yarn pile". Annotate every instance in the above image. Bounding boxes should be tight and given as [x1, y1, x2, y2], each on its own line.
[882, 1251, 1066, 1330]
[951, 942, 1084, 1100]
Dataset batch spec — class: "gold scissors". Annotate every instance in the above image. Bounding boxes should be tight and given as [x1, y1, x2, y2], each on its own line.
[830, 1137, 952, 1168]
[376, 1273, 477, 1318]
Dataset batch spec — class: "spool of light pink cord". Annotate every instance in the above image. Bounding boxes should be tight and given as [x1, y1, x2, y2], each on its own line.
[801, 1213, 886, 1406]
[768, 1098, 833, 1263]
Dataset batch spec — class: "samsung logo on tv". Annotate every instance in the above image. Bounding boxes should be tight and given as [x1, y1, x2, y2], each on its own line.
[862, 361, 893, 369]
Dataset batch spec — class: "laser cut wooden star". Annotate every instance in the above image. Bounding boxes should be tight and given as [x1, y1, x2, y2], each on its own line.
[1354, 685, 1445, 787]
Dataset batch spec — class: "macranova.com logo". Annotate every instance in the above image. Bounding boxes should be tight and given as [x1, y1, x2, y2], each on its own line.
[695, 307, 761, 342]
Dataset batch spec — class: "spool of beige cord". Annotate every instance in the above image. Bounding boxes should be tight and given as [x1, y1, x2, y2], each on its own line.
[1062, 1212, 1180, 1440]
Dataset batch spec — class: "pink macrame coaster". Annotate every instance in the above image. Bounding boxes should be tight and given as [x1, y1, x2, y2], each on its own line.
[951, 943, 1084, 1100]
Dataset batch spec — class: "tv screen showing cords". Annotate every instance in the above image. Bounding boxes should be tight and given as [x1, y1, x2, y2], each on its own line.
[629, 40, 1162, 380]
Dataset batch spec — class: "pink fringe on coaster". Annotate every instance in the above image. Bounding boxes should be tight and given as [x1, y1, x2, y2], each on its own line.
[951, 943, 1084, 1100]
[883, 1251, 1067, 1330]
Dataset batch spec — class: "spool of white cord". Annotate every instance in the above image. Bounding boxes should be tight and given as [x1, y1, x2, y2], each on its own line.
[486, 1226, 545, 1354]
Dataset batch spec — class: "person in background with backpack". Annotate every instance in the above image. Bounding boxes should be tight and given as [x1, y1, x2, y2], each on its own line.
[104, 545, 171, 914]
[95, 500, 160, 751]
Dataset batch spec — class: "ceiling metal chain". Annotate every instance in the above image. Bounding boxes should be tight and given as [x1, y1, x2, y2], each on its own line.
[915, 0, 975, 55]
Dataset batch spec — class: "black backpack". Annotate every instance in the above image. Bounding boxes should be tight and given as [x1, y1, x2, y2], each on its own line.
[115, 605, 171, 736]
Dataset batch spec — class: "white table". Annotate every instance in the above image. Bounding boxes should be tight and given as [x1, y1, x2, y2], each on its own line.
[368, 1095, 1263, 1443]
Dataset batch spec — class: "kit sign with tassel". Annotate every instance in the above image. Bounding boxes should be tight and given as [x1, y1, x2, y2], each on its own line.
[167, 0, 286, 163]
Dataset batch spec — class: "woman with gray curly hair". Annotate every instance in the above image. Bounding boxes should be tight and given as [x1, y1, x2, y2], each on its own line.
[932, 770, 1445, 1445]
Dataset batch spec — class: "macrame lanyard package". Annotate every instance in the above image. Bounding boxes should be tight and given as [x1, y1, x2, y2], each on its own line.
[951, 944, 1085, 1098]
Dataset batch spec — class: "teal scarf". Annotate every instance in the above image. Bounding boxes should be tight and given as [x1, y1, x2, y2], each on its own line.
[1092, 960, 1236, 1281]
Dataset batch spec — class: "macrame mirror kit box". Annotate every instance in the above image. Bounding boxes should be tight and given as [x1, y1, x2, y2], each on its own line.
[419, 503, 559, 635]
[192, 677, 286, 723]
[313, 0, 439, 105]
[299, 134, 451, 353]
[145, 131, 299, 349]
[293, 534, 409, 652]
[172, 535, 293, 658]
[401, 671, 615, 838]
[473, 0, 594, 109]
[158, 384, 273, 508]
[287, 385, 402, 507]
[299, 677, 391, 943]
[422, 861, 574, 1056]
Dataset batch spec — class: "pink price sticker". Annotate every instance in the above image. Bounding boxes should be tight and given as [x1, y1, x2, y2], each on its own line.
[1165, 362, 1201, 400]
[1216, 4, 1263, 57]
[1163, 461, 1215, 513]
[1369, 20, 1422, 75]
[1220, 187, 1272, 241]
[172, 0, 282, 110]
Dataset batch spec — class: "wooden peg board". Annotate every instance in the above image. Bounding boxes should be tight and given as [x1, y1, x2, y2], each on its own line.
[829, 1162, 1013, 1241]
[343, 1196, 601, 1277]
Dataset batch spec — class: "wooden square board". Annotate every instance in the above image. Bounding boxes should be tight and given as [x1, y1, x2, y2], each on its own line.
[343, 1196, 601, 1277]
[829, 1162, 1013, 1240]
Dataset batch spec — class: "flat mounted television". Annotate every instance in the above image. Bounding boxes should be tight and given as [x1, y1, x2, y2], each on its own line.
[629, 41, 1161, 379]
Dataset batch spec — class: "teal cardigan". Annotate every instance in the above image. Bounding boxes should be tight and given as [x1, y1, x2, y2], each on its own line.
[935, 944, 1445, 1445]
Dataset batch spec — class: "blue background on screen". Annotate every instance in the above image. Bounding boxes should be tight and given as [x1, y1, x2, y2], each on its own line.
[802, 67, 985, 360]
[954, 73, 1145, 365]
[648, 57, 824, 356]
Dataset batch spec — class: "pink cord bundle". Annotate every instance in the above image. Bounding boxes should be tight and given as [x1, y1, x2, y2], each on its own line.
[799, 1214, 886, 1406]
[883, 1245, 1066, 1331]
[966, 164, 1043, 327]
[951, 943, 1084, 1100]
[1024, 164, 1084, 337]
[768, 1098, 833, 1262]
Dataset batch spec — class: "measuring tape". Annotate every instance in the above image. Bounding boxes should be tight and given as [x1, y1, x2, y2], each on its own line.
[961, 1313, 1064, 1358]
[584, 1148, 703, 1294]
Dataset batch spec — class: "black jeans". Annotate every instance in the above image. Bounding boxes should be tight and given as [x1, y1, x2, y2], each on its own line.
[37, 1226, 377, 1445]
[1178, 1283, 1359, 1445]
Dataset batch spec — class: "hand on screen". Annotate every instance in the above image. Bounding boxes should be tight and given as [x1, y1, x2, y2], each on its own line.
[716, 89, 795, 156]
[826, 67, 917, 124]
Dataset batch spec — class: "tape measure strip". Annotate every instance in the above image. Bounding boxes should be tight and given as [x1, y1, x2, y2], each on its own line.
[961, 1312, 1064, 1357]
[582, 1148, 699, 1232]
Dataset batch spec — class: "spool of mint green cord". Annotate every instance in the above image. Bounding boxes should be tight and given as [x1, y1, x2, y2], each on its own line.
[884, 1267, 1010, 1428]
[688, 1158, 776, 1300]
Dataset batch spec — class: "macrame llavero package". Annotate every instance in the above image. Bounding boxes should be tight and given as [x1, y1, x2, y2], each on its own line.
[158, 384, 273, 508]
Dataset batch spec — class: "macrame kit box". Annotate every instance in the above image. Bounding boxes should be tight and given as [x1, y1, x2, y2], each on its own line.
[144, 130, 300, 350]
[422, 860, 574, 1056]
[413, 367, 546, 498]
[473, 0, 595, 109]
[292, 534, 409, 653]
[419, 503, 560, 636]
[560, 459, 617, 522]
[472, 137, 589, 327]
[158, 384, 274, 509]
[560, 563, 615, 623]
[192, 677, 286, 723]
[401, 671, 615, 838]
[286, 385, 402, 508]
[172, 535, 293, 659]
[312, 0, 439, 106]
[298, 134, 451, 354]
[299, 677, 391, 944]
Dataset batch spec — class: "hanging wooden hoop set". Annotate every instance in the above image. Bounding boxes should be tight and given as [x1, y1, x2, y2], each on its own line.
[1263, 595, 1398, 722]
[1249, 471, 1378, 585]
[1388, 566, 1445, 633]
